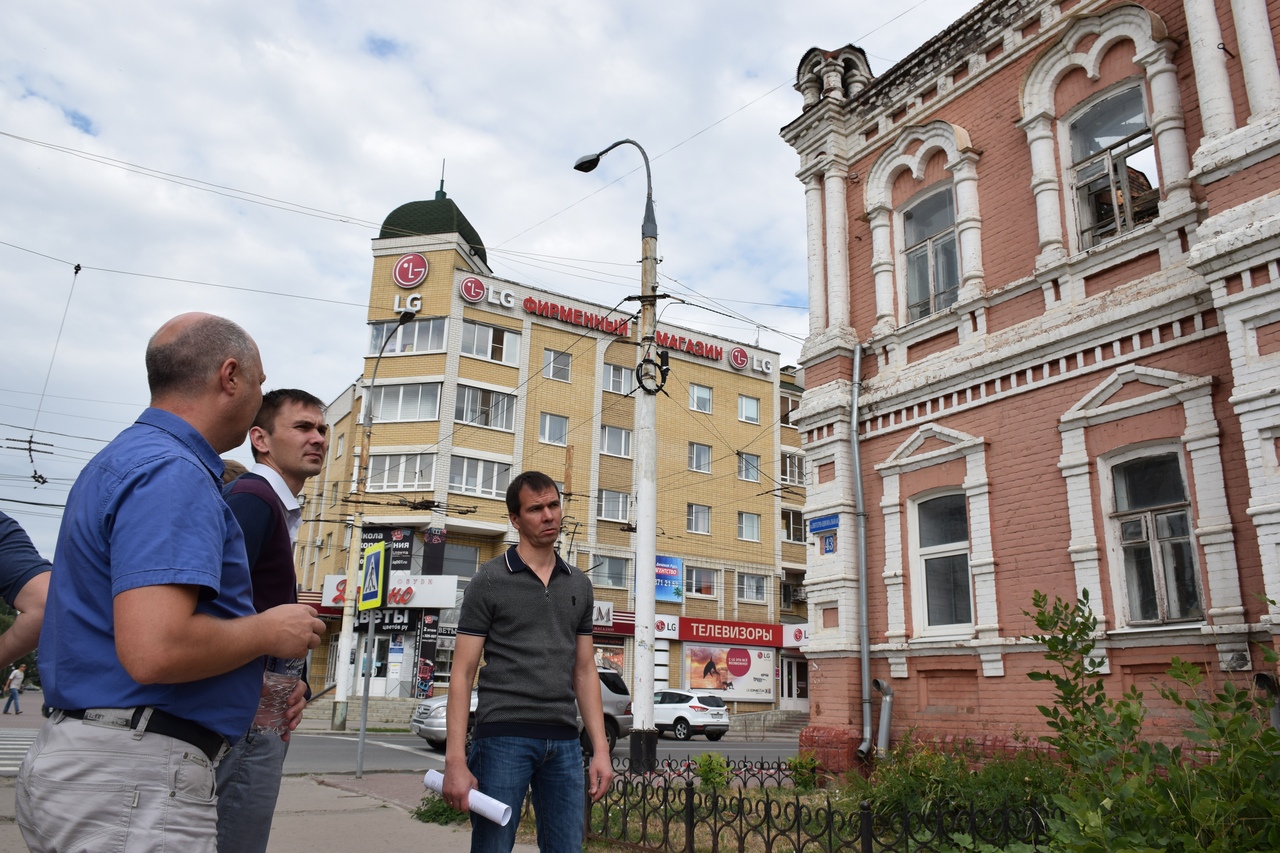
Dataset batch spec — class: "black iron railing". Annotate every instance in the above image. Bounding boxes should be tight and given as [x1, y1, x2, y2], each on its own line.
[583, 759, 1056, 853]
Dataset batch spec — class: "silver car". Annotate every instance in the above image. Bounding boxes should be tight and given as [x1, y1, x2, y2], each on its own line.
[411, 668, 633, 754]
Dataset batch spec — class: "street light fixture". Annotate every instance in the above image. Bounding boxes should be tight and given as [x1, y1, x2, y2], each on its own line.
[576, 139, 661, 770]
[332, 308, 417, 736]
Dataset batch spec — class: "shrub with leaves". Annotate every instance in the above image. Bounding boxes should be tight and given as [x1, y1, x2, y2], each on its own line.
[787, 751, 821, 792]
[694, 751, 730, 789]
[1025, 589, 1280, 851]
[412, 792, 468, 825]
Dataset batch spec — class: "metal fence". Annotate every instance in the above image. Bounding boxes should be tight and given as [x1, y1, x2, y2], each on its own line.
[584, 760, 1056, 853]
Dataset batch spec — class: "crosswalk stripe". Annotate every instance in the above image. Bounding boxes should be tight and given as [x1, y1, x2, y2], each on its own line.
[0, 730, 38, 776]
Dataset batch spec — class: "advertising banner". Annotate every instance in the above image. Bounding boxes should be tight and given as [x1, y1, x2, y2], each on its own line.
[684, 644, 775, 702]
[654, 555, 683, 602]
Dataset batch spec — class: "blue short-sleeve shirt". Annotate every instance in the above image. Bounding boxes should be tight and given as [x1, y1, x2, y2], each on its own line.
[0, 511, 52, 607]
[41, 408, 260, 742]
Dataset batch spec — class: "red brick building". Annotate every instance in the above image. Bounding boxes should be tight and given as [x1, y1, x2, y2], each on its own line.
[782, 0, 1280, 769]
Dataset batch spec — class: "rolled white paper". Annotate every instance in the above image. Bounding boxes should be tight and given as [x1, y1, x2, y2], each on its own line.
[423, 769, 512, 826]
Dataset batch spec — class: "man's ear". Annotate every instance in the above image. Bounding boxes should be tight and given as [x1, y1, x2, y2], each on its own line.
[218, 357, 240, 395]
[248, 425, 270, 456]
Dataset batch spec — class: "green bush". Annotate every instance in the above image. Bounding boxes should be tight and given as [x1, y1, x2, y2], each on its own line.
[787, 751, 821, 792]
[411, 792, 468, 825]
[694, 751, 731, 789]
[1026, 589, 1280, 852]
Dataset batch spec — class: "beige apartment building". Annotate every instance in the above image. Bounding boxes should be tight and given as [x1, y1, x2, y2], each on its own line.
[296, 188, 811, 714]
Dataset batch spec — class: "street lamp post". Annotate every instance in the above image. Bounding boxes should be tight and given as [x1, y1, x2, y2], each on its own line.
[331, 308, 417, 731]
[575, 140, 662, 770]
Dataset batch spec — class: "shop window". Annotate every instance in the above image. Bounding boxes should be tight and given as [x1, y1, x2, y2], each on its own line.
[1070, 86, 1160, 249]
[1110, 453, 1202, 624]
[904, 187, 960, 321]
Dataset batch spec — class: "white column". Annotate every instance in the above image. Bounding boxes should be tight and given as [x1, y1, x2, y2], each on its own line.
[823, 164, 851, 329]
[1183, 0, 1236, 138]
[949, 150, 985, 301]
[1058, 426, 1108, 629]
[1232, 0, 1280, 120]
[1019, 112, 1066, 266]
[804, 175, 828, 335]
[1138, 42, 1193, 209]
[868, 205, 895, 334]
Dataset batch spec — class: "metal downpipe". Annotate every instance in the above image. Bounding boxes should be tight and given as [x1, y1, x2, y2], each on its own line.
[851, 344, 873, 760]
[872, 678, 894, 754]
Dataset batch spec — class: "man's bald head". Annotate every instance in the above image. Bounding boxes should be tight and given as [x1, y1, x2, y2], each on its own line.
[146, 313, 258, 401]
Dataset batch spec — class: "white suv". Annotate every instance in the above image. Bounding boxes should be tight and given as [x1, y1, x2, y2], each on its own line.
[410, 668, 633, 753]
[652, 689, 730, 741]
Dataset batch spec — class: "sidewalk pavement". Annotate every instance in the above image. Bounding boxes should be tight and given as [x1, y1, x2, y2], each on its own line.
[0, 771, 539, 853]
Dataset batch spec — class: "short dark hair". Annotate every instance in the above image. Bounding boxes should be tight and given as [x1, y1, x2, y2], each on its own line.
[251, 389, 325, 461]
[146, 315, 256, 398]
[506, 471, 559, 516]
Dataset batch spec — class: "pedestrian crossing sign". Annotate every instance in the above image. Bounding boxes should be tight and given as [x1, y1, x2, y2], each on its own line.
[359, 542, 387, 611]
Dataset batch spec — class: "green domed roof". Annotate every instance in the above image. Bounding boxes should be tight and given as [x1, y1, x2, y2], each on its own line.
[379, 187, 487, 265]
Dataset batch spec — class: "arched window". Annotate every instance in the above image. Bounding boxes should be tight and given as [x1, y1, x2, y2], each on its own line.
[903, 187, 960, 321]
[1070, 86, 1161, 248]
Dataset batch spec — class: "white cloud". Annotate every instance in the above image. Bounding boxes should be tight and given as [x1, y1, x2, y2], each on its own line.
[0, 0, 978, 553]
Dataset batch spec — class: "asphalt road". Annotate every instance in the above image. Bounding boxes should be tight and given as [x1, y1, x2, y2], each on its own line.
[282, 732, 799, 776]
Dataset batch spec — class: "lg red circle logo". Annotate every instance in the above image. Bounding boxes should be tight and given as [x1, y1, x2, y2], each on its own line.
[655, 619, 668, 632]
[729, 347, 749, 370]
[726, 648, 752, 677]
[793, 628, 804, 642]
[460, 277, 486, 303]
[394, 254, 428, 288]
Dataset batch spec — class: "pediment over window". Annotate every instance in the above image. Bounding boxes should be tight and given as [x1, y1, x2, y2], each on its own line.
[879, 423, 984, 473]
[1062, 365, 1212, 427]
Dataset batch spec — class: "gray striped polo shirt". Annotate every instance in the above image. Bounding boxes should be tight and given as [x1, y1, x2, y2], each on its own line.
[457, 546, 595, 738]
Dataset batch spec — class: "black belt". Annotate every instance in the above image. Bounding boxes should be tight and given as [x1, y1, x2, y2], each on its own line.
[58, 707, 229, 762]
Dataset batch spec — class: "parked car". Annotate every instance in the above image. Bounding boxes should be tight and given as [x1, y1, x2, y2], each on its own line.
[411, 668, 633, 754]
[652, 689, 730, 741]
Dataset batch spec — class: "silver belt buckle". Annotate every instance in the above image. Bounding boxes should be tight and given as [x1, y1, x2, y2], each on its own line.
[80, 707, 136, 730]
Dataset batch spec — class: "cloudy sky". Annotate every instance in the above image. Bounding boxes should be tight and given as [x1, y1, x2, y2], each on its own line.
[1, 1, 979, 555]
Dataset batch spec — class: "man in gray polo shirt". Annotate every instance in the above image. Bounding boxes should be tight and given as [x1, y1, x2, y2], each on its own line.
[442, 471, 613, 853]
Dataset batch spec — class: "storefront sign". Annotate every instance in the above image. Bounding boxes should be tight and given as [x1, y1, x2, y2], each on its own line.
[522, 297, 630, 336]
[782, 624, 811, 649]
[355, 608, 419, 632]
[728, 346, 774, 375]
[680, 617, 781, 648]
[654, 329, 722, 362]
[593, 601, 614, 627]
[322, 572, 457, 609]
[394, 253, 428, 288]
[685, 644, 775, 701]
[460, 276, 517, 307]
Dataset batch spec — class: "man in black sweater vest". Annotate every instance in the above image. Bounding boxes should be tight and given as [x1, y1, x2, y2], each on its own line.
[216, 389, 328, 853]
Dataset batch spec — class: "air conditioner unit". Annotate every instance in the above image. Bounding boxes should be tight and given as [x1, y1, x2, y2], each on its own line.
[792, 588, 808, 602]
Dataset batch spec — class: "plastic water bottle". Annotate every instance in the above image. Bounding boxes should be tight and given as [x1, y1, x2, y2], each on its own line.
[252, 656, 304, 735]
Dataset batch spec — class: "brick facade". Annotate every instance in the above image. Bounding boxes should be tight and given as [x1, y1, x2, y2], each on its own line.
[785, 0, 1280, 769]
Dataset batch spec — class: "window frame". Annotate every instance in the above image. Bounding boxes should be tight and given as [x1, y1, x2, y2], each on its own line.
[782, 508, 805, 543]
[738, 395, 761, 424]
[600, 425, 632, 458]
[448, 456, 511, 499]
[738, 453, 761, 483]
[539, 412, 569, 446]
[543, 348, 572, 382]
[688, 443, 712, 473]
[689, 383, 713, 413]
[455, 385, 516, 431]
[684, 566, 717, 597]
[1065, 84, 1161, 251]
[780, 453, 805, 486]
[686, 503, 711, 535]
[590, 554, 628, 588]
[368, 452, 436, 493]
[460, 320, 521, 365]
[369, 382, 442, 423]
[369, 317, 447, 356]
[597, 489, 630, 523]
[604, 363, 633, 395]
[737, 572, 767, 603]
[1101, 447, 1204, 628]
[908, 489, 974, 639]
[737, 511, 761, 542]
[901, 184, 960, 323]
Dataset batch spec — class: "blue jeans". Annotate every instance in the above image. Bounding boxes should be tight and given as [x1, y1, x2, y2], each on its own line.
[466, 735, 584, 853]
[214, 728, 289, 853]
[3, 687, 18, 714]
